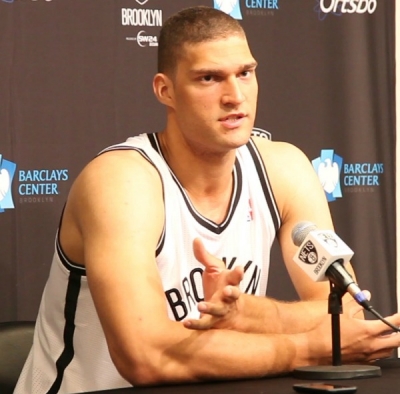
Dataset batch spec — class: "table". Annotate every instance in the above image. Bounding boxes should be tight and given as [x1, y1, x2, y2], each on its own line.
[83, 358, 400, 394]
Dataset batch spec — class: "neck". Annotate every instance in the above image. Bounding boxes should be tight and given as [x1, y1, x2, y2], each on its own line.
[157, 130, 237, 224]
[158, 129, 236, 188]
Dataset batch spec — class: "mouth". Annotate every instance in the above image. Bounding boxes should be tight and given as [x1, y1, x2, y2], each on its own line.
[219, 113, 246, 122]
[218, 113, 247, 130]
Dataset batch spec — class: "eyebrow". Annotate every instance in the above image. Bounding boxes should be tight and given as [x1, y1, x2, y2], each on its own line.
[189, 61, 258, 76]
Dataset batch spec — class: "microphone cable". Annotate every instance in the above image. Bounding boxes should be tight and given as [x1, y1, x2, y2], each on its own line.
[359, 300, 400, 333]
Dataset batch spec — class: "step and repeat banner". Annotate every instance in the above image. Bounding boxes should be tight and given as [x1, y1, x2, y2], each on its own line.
[0, 0, 396, 321]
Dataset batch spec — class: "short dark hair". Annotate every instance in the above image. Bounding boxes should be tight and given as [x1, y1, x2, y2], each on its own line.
[157, 6, 245, 75]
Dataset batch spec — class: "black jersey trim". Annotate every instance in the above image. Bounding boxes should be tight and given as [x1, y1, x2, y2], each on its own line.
[56, 236, 87, 275]
[56, 206, 87, 275]
[148, 132, 159, 152]
[170, 161, 241, 234]
[149, 133, 242, 235]
[46, 271, 81, 394]
[156, 225, 165, 257]
[246, 138, 281, 233]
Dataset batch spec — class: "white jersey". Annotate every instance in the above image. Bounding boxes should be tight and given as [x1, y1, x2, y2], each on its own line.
[15, 133, 281, 394]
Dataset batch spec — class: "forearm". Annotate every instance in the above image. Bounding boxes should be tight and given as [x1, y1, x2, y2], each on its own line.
[232, 295, 327, 334]
[117, 322, 313, 386]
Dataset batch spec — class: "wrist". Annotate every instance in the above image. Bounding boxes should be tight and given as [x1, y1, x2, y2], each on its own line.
[290, 332, 313, 370]
[291, 328, 332, 370]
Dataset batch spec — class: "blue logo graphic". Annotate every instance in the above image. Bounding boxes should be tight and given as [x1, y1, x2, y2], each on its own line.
[0, 154, 17, 212]
[214, 0, 243, 20]
[312, 149, 343, 202]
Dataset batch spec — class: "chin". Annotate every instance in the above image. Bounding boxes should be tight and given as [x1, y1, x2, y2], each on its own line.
[227, 128, 252, 146]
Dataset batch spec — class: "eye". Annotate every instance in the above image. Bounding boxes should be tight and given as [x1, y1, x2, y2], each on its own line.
[201, 75, 214, 82]
[240, 70, 253, 78]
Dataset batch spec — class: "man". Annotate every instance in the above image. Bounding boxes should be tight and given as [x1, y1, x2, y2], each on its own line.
[15, 6, 400, 393]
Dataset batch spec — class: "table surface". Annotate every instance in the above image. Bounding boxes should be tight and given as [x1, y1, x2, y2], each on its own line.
[82, 358, 400, 394]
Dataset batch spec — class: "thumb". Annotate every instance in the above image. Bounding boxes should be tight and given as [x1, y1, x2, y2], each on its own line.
[193, 238, 225, 273]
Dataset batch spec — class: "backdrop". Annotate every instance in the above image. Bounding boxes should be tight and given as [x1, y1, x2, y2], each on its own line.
[0, 0, 396, 322]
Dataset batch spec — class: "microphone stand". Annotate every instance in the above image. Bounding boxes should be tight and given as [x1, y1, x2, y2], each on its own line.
[293, 281, 381, 380]
[329, 282, 343, 367]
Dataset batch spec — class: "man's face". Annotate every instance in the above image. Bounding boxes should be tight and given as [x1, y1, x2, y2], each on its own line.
[168, 34, 258, 155]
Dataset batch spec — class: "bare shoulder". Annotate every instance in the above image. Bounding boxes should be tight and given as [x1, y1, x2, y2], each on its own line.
[61, 149, 164, 265]
[251, 136, 312, 177]
[250, 136, 325, 219]
[75, 150, 161, 202]
[76, 149, 160, 191]
[68, 149, 163, 219]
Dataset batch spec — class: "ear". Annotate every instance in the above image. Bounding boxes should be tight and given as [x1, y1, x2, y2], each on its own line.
[153, 73, 175, 108]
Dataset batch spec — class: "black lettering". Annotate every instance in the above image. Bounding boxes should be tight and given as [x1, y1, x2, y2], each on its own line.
[189, 268, 204, 302]
[245, 266, 261, 295]
[244, 260, 253, 272]
[182, 278, 196, 312]
[165, 288, 187, 321]
[222, 257, 234, 269]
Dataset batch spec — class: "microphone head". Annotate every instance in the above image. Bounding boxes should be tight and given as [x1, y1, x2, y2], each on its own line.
[291, 221, 318, 246]
[292, 221, 354, 282]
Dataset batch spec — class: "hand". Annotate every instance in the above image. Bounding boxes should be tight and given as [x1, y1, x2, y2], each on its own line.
[341, 295, 400, 362]
[306, 295, 400, 366]
[183, 238, 244, 330]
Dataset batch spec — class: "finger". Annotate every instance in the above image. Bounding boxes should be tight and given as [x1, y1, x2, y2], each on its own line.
[198, 301, 228, 317]
[366, 348, 397, 362]
[222, 285, 241, 301]
[362, 290, 371, 300]
[193, 238, 225, 273]
[374, 315, 400, 335]
[183, 315, 216, 330]
[225, 265, 244, 286]
[364, 336, 400, 362]
[367, 314, 400, 333]
[196, 288, 240, 316]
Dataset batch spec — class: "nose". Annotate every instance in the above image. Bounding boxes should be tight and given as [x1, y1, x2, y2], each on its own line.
[221, 77, 245, 106]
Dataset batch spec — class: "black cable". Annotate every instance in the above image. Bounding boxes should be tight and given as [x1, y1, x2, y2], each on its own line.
[360, 300, 400, 333]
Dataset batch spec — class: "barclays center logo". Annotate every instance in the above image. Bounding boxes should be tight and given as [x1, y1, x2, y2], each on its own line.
[313, 149, 384, 202]
[214, 0, 243, 19]
[312, 149, 343, 202]
[214, 0, 279, 19]
[0, 154, 17, 212]
[0, 153, 70, 212]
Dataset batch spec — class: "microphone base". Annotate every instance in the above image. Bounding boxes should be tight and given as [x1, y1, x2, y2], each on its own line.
[293, 365, 381, 380]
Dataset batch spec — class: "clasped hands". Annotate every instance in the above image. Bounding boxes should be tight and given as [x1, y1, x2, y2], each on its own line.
[183, 239, 400, 363]
[183, 238, 243, 331]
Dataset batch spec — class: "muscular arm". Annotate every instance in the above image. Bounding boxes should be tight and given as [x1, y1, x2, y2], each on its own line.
[256, 137, 358, 301]
[258, 138, 364, 327]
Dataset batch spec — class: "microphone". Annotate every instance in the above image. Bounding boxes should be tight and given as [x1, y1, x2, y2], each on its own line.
[291, 221, 384, 379]
[292, 221, 370, 308]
